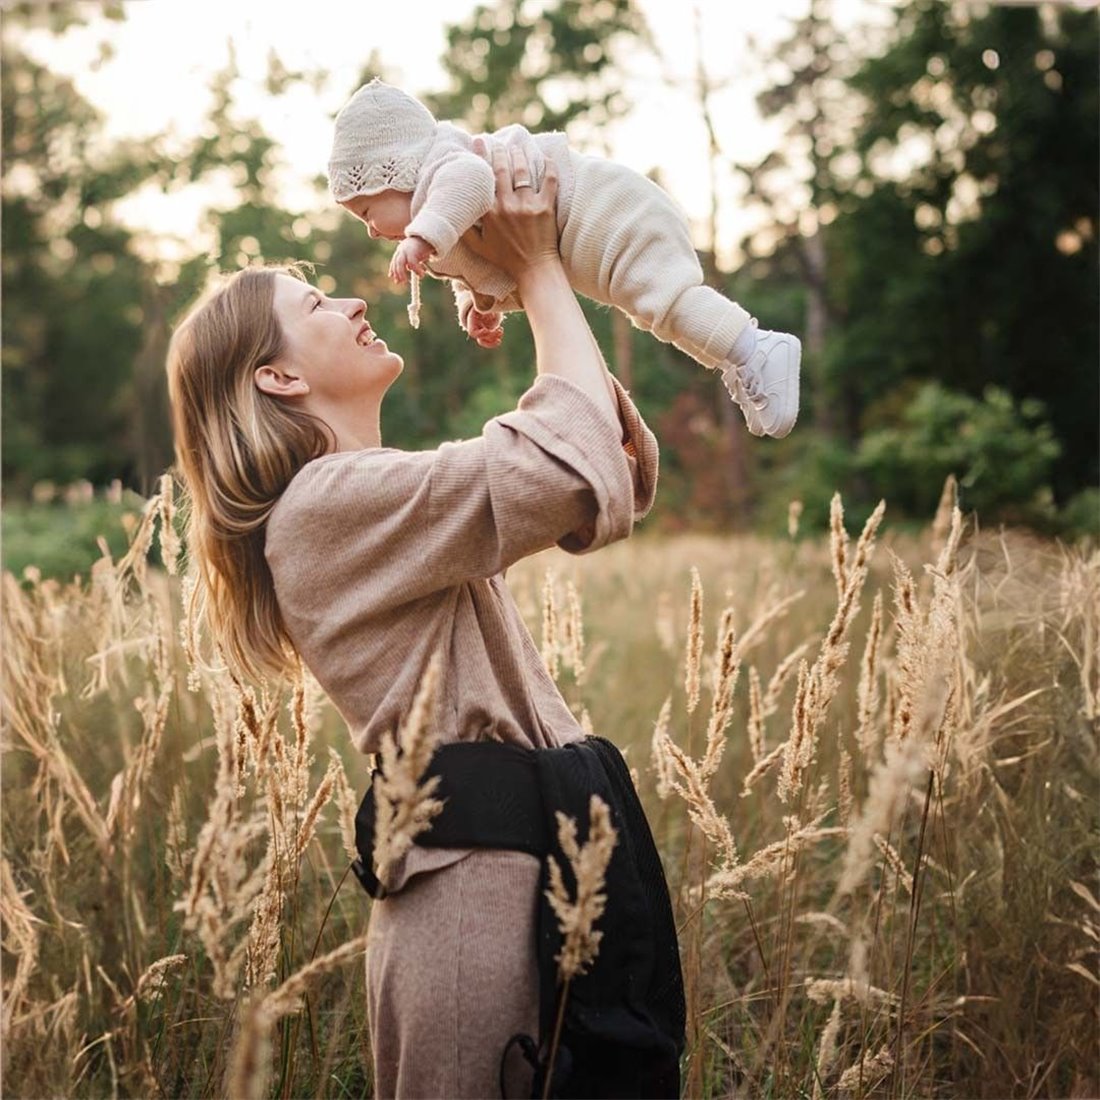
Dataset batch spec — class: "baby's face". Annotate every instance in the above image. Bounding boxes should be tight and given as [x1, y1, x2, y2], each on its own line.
[341, 190, 413, 241]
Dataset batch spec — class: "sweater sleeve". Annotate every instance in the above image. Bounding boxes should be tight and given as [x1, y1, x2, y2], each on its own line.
[265, 374, 658, 612]
[406, 150, 495, 258]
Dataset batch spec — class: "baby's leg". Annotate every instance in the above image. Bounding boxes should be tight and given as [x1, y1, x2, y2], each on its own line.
[560, 156, 800, 437]
[560, 157, 750, 367]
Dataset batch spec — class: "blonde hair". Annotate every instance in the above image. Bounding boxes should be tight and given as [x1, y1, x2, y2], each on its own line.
[166, 264, 333, 683]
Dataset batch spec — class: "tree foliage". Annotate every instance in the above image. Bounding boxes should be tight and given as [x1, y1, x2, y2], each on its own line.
[834, 1, 1096, 498]
[1, 0, 1096, 538]
[428, 0, 651, 136]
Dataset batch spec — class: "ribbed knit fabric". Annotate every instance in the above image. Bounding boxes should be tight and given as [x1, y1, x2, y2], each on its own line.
[328, 80, 439, 200]
[414, 128, 753, 366]
[265, 373, 656, 882]
[264, 373, 658, 1097]
[365, 849, 542, 1098]
[327, 86, 754, 365]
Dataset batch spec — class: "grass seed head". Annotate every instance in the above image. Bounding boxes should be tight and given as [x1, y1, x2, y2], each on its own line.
[545, 795, 617, 982]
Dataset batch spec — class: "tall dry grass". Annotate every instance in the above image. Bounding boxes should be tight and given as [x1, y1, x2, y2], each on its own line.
[2, 480, 1097, 1098]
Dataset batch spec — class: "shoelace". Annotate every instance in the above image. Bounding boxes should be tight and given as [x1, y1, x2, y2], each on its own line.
[735, 360, 769, 409]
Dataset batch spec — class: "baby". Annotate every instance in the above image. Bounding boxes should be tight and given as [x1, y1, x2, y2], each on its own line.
[328, 79, 801, 438]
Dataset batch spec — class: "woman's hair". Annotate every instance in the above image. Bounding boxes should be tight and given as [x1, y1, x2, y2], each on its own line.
[166, 264, 334, 683]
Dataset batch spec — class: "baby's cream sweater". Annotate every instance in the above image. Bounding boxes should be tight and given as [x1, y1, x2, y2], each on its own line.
[405, 122, 570, 317]
[404, 122, 751, 367]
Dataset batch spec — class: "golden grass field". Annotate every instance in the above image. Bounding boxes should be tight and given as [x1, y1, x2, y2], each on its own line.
[2, 481, 1098, 1099]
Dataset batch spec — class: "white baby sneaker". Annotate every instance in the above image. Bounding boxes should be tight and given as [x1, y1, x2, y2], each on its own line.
[721, 330, 801, 439]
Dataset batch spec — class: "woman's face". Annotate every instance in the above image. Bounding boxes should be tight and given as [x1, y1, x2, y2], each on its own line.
[263, 273, 403, 405]
[340, 189, 413, 240]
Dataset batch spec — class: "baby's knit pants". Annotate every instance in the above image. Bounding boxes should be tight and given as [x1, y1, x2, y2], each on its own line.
[560, 153, 754, 369]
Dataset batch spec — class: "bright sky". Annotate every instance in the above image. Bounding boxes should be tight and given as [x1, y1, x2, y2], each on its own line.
[17, 0, 889, 267]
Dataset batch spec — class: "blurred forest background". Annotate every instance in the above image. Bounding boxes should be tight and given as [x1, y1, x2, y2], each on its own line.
[2, 0, 1098, 579]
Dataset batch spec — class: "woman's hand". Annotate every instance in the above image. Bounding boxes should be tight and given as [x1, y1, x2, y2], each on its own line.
[464, 308, 504, 348]
[465, 139, 618, 425]
[463, 139, 560, 290]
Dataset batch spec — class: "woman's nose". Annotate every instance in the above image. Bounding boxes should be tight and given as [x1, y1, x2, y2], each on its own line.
[344, 298, 366, 320]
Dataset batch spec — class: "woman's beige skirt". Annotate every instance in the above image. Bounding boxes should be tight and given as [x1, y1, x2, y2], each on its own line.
[365, 848, 542, 1098]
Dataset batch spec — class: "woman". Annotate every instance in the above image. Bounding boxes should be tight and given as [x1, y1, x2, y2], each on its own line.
[167, 144, 682, 1098]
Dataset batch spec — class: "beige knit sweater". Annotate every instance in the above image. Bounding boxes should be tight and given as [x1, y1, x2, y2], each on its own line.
[264, 373, 658, 888]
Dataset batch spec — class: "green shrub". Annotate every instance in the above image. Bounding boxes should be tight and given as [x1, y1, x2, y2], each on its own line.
[1, 491, 153, 582]
[856, 382, 1061, 522]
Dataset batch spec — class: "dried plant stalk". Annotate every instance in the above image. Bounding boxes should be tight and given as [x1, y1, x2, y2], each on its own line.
[708, 816, 842, 899]
[371, 654, 446, 883]
[659, 732, 740, 880]
[806, 977, 898, 1008]
[746, 666, 765, 762]
[329, 749, 361, 862]
[836, 1044, 895, 1092]
[739, 589, 805, 655]
[1, 857, 42, 1037]
[545, 795, 618, 981]
[855, 592, 884, 754]
[650, 697, 674, 801]
[829, 492, 850, 601]
[228, 936, 369, 1100]
[779, 501, 886, 804]
[564, 580, 586, 682]
[684, 568, 704, 714]
[930, 473, 958, 557]
[837, 739, 927, 896]
[702, 609, 739, 780]
[763, 641, 814, 717]
[838, 748, 854, 829]
[813, 998, 843, 1100]
[740, 741, 786, 798]
[541, 569, 560, 681]
[155, 471, 182, 576]
[873, 833, 913, 894]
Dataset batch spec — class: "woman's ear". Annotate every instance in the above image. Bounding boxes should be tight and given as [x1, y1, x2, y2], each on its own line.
[254, 364, 310, 398]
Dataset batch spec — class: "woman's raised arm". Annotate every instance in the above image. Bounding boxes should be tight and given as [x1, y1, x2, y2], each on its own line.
[464, 140, 620, 426]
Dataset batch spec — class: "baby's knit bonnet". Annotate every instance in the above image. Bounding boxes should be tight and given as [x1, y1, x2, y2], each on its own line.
[328, 79, 438, 202]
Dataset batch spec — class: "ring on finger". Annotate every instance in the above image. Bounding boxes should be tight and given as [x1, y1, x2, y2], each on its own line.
[513, 180, 533, 189]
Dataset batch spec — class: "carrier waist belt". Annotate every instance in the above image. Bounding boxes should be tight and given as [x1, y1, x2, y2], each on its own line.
[352, 741, 551, 898]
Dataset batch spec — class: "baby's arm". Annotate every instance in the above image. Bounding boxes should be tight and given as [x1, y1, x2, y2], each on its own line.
[390, 236, 433, 285]
[405, 150, 496, 259]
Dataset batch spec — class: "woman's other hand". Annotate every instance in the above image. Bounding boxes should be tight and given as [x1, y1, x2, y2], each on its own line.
[463, 139, 560, 288]
[465, 308, 504, 349]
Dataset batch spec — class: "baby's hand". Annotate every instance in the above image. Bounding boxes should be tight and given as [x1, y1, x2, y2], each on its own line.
[390, 236, 433, 285]
[465, 308, 504, 349]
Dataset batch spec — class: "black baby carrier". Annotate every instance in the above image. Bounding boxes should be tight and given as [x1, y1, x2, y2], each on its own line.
[352, 735, 685, 1098]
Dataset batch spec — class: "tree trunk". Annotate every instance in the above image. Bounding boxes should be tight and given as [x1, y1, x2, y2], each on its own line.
[693, 6, 753, 528]
[132, 283, 174, 494]
[801, 228, 832, 433]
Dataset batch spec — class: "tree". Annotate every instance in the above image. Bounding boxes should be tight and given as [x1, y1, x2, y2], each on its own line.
[1, 6, 159, 491]
[428, 0, 651, 137]
[736, 0, 878, 437]
[835, 0, 1099, 501]
[1, 17, 353, 494]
